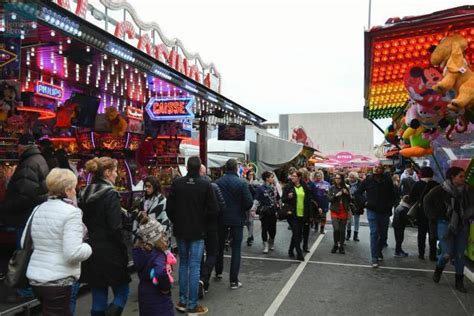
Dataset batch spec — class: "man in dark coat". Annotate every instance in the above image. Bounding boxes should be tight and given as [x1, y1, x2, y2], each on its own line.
[0, 134, 49, 302]
[0, 134, 49, 240]
[199, 164, 226, 297]
[355, 165, 396, 268]
[214, 159, 253, 290]
[166, 156, 218, 315]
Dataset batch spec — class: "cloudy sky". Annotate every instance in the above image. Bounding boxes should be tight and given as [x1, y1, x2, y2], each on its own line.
[131, 0, 470, 144]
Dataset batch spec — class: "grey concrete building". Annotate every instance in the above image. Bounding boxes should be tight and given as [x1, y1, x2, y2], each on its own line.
[279, 111, 374, 156]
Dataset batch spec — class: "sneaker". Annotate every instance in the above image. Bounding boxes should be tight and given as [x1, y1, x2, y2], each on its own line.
[288, 251, 295, 258]
[214, 274, 223, 281]
[230, 282, 242, 290]
[377, 254, 384, 261]
[372, 262, 379, 268]
[418, 255, 425, 260]
[394, 251, 408, 258]
[187, 304, 208, 315]
[198, 280, 205, 299]
[339, 246, 345, 254]
[331, 245, 338, 254]
[175, 302, 187, 313]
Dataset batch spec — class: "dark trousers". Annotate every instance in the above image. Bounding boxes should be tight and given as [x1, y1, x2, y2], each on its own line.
[200, 231, 218, 287]
[33, 285, 72, 316]
[332, 218, 347, 246]
[393, 226, 405, 252]
[288, 217, 304, 256]
[418, 218, 437, 258]
[215, 225, 243, 283]
[261, 215, 277, 242]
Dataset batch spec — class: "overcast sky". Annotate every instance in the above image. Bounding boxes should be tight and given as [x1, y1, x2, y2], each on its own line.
[131, 0, 470, 144]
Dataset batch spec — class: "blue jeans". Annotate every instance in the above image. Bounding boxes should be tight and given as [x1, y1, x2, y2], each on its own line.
[215, 225, 244, 283]
[91, 284, 130, 312]
[70, 282, 80, 315]
[177, 239, 205, 310]
[347, 215, 360, 232]
[366, 210, 390, 262]
[436, 219, 469, 274]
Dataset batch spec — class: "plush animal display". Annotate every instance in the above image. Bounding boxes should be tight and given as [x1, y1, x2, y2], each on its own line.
[400, 126, 433, 157]
[105, 106, 128, 137]
[430, 34, 474, 112]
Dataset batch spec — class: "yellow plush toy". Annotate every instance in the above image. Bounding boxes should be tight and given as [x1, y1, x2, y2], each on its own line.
[431, 34, 474, 112]
[105, 106, 128, 137]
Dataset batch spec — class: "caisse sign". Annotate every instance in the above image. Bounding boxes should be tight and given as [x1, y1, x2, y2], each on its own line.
[145, 96, 194, 121]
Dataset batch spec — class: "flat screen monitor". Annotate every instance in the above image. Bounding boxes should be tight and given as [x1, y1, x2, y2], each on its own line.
[217, 124, 246, 141]
[71, 93, 100, 128]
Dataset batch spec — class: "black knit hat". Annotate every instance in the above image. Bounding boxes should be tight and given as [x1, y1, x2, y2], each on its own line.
[18, 134, 35, 146]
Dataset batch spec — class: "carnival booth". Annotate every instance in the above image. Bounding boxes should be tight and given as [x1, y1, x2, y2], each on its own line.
[364, 6, 474, 262]
[0, 0, 265, 203]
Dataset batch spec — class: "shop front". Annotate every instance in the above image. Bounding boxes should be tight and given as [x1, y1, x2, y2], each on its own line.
[0, 0, 265, 202]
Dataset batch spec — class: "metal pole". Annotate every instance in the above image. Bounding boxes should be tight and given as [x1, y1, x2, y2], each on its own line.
[431, 154, 445, 181]
[368, 0, 372, 29]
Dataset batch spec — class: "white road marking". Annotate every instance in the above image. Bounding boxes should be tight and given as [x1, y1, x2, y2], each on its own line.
[264, 233, 325, 316]
[224, 254, 299, 263]
[306, 260, 455, 274]
[464, 266, 474, 283]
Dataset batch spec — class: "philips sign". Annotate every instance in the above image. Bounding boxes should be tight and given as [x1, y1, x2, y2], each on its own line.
[34, 81, 64, 100]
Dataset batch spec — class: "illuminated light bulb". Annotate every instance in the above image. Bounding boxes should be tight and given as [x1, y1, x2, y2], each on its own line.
[390, 48, 397, 54]
[11, 13, 16, 20]
[51, 30, 55, 37]
[103, 55, 107, 60]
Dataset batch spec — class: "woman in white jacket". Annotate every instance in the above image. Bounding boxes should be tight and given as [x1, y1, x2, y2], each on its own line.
[22, 168, 92, 316]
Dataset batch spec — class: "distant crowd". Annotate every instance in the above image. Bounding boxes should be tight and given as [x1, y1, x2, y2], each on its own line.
[0, 133, 473, 316]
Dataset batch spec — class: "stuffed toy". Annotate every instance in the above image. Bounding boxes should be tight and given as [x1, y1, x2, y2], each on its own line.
[404, 99, 450, 132]
[149, 250, 177, 286]
[431, 34, 474, 112]
[105, 106, 128, 137]
[400, 126, 433, 157]
[403, 66, 453, 109]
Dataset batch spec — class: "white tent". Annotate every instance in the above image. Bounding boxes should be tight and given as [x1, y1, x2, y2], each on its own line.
[179, 143, 238, 168]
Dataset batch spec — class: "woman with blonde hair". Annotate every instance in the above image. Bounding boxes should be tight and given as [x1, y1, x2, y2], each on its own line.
[79, 157, 131, 316]
[23, 168, 92, 316]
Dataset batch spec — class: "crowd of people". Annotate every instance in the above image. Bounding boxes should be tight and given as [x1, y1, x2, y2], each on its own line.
[0, 133, 473, 316]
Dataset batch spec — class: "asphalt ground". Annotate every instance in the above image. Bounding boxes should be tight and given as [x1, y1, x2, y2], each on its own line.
[2, 216, 473, 315]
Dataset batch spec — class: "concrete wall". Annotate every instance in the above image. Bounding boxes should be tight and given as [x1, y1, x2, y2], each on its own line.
[279, 112, 374, 156]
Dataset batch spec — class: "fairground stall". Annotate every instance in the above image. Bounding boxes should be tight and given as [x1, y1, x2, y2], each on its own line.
[364, 6, 474, 262]
[0, 0, 265, 203]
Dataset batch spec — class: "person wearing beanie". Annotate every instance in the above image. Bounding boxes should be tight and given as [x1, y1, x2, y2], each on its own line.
[409, 166, 439, 261]
[133, 217, 175, 316]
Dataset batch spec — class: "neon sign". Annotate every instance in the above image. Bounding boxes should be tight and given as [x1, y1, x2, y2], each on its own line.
[0, 48, 17, 67]
[126, 106, 143, 121]
[34, 81, 64, 100]
[145, 97, 194, 121]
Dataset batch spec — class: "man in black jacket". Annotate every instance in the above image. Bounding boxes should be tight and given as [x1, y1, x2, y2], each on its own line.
[0, 134, 49, 302]
[199, 164, 226, 298]
[166, 156, 218, 315]
[215, 159, 253, 290]
[0, 134, 49, 242]
[355, 165, 396, 268]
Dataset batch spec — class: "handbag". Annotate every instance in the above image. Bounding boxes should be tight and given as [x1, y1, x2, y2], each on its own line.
[5, 206, 40, 288]
[407, 201, 420, 218]
[277, 203, 292, 220]
[256, 205, 272, 218]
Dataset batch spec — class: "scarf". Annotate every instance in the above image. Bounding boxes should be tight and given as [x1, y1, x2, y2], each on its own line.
[441, 180, 466, 236]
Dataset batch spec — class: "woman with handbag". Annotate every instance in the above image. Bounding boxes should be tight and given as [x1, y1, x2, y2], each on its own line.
[79, 157, 131, 315]
[282, 170, 312, 261]
[23, 168, 92, 316]
[346, 172, 363, 242]
[328, 173, 351, 254]
[424, 167, 474, 293]
[408, 167, 439, 261]
[250, 171, 279, 254]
